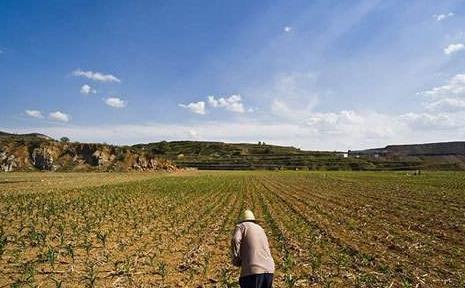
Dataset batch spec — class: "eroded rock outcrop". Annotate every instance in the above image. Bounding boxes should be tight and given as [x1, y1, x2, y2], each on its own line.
[0, 132, 176, 172]
[31, 147, 55, 170]
[1, 154, 17, 172]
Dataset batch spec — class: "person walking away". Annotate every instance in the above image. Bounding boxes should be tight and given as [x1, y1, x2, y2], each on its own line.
[231, 209, 275, 288]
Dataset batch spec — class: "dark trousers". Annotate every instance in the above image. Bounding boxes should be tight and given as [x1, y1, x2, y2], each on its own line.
[239, 273, 273, 288]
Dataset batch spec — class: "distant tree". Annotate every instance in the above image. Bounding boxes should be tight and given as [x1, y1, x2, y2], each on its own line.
[60, 137, 70, 143]
[258, 141, 262, 145]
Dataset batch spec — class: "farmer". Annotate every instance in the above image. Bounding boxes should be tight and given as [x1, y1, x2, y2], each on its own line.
[231, 209, 275, 288]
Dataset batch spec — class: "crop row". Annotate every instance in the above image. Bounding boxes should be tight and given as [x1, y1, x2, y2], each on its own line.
[1, 171, 464, 287]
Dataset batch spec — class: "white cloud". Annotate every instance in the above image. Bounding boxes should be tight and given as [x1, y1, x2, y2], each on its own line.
[399, 112, 459, 130]
[5, 108, 465, 151]
[444, 43, 465, 55]
[0, 49, 3, 54]
[25, 110, 44, 119]
[284, 26, 292, 32]
[421, 74, 465, 99]
[419, 73, 465, 113]
[305, 110, 363, 128]
[80, 84, 96, 95]
[48, 111, 70, 122]
[72, 69, 121, 83]
[179, 101, 206, 115]
[271, 99, 301, 120]
[424, 98, 465, 112]
[303, 110, 395, 140]
[188, 129, 199, 139]
[268, 73, 320, 120]
[207, 94, 245, 113]
[104, 97, 127, 108]
[433, 12, 454, 22]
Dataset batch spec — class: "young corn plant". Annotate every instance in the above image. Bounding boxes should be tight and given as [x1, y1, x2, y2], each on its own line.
[52, 276, 63, 288]
[323, 278, 334, 288]
[82, 238, 92, 256]
[219, 268, 238, 288]
[57, 224, 66, 246]
[96, 231, 108, 248]
[158, 261, 167, 282]
[284, 274, 297, 288]
[46, 246, 58, 269]
[0, 227, 6, 256]
[310, 253, 322, 273]
[18, 261, 37, 286]
[147, 253, 156, 268]
[28, 229, 46, 247]
[65, 243, 75, 263]
[202, 251, 211, 276]
[400, 277, 413, 288]
[282, 253, 297, 287]
[83, 262, 97, 288]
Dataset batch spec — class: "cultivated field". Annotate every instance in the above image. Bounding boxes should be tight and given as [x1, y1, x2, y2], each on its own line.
[0, 171, 464, 287]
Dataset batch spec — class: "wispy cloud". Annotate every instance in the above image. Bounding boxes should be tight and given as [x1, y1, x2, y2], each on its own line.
[72, 69, 121, 83]
[25, 110, 44, 119]
[305, 110, 363, 128]
[424, 98, 465, 112]
[444, 43, 465, 55]
[265, 73, 320, 121]
[178, 101, 206, 115]
[283, 26, 292, 32]
[420, 73, 465, 99]
[188, 129, 199, 139]
[48, 111, 70, 122]
[271, 99, 300, 120]
[104, 97, 127, 108]
[419, 73, 465, 113]
[207, 94, 245, 113]
[80, 84, 96, 95]
[433, 12, 454, 22]
[399, 112, 459, 130]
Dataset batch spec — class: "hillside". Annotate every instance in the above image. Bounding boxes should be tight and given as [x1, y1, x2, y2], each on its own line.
[132, 140, 365, 170]
[2, 131, 465, 171]
[0, 131, 53, 141]
[0, 132, 175, 172]
[349, 141, 465, 170]
[133, 140, 465, 170]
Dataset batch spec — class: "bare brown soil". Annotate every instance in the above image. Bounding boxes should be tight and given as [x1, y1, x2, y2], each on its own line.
[0, 171, 464, 287]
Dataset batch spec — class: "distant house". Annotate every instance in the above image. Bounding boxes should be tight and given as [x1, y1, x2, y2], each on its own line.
[336, 152, 349, 158]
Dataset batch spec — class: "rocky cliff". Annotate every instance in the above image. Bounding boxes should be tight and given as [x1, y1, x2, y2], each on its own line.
[0, 132, 176, 172]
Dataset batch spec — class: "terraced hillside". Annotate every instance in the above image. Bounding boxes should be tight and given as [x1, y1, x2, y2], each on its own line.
[134, 140, 465, 170]
[133, 141, 370, 170]
[1, 171, 464, 287]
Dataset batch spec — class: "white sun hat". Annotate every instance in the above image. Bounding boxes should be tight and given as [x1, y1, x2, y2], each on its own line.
[238, 209, 256, 223]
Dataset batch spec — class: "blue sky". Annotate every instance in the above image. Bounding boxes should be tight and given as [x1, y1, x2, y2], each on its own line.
[2, 0, 465, 150]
